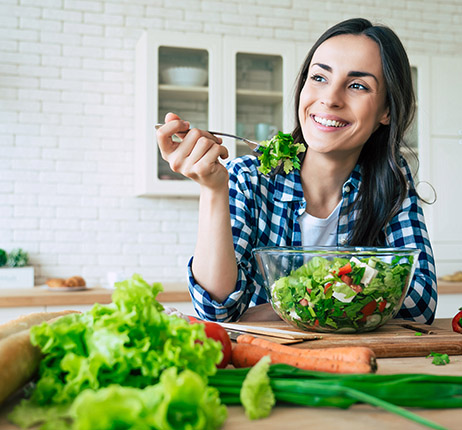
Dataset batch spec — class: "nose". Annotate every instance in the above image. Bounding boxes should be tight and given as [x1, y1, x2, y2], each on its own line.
[321, 83, 344, 109]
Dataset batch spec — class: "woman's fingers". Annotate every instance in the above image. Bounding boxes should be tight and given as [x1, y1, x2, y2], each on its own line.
[169, 132, 226, 176]
[165, 112, 181, 123]
[156, 119, 190, 156]
[184, 138, 229, 178]
[156, 117, 228, 183]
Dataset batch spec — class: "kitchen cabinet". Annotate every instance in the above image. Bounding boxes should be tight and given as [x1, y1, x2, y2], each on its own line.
[430, 57, 462, 138]
[427, 56, 462, 275]
[382, 54, 462, 277]
[135, 30, 296, 197]
[135, 30, 222, 197]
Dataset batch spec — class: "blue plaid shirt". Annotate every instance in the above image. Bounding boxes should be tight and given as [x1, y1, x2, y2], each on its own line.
[188, 155, 437, 324]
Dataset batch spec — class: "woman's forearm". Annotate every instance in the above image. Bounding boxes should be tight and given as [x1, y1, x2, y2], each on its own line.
[191, 185, 238, 303]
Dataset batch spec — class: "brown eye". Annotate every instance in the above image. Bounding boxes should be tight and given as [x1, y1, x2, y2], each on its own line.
[350, 82, 369, 91]
[310, 74, 326, 82]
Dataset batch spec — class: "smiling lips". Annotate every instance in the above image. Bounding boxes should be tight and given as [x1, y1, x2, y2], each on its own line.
[311, 114, 349, 129]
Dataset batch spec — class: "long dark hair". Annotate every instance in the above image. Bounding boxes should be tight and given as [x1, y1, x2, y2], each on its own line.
[293, 18, 416, 246]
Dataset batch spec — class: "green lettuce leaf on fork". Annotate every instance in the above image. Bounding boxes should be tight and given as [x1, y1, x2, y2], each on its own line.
[257, 131, 306, 175]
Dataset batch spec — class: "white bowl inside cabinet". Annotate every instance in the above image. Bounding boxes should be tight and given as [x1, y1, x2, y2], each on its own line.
[161, 66, 208, 87]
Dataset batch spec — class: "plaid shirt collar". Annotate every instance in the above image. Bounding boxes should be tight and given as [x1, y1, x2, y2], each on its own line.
[272, 162, 363, 203]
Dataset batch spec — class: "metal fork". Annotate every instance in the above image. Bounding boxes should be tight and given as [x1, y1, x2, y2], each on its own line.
[154, 124, 285, 176]
[154, 124, 261, 152]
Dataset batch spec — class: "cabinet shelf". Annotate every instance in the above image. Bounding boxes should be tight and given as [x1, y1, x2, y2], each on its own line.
[159, 84, 209, 102]
[236, 89, 283, 105]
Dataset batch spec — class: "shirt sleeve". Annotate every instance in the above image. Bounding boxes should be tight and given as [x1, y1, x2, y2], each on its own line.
[385, 161, 437, 324]
[187, 157, 269, 322]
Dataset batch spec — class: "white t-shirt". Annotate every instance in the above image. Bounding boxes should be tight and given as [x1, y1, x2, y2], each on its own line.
[298, 201, 341, 246]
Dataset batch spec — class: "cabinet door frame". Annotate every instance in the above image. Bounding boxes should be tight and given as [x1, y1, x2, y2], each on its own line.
[135, 30, 222, 197]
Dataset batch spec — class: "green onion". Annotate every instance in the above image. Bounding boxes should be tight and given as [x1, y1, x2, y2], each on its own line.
[209, 364, 462, 430]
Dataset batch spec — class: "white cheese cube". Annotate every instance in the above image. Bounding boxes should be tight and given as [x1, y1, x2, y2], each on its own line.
[350, 257, 378, 286]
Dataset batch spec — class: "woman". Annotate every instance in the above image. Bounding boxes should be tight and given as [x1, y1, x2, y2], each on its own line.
[156, 18, 437, 324]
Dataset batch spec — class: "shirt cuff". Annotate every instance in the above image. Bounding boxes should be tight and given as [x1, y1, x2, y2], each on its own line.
[187, 256, 250, 322]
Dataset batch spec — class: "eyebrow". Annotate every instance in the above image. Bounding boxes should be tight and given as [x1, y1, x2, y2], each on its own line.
[311, 62, 379, 84]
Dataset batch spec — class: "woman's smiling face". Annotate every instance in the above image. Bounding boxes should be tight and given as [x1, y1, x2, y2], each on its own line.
[298, 34, 390, 158]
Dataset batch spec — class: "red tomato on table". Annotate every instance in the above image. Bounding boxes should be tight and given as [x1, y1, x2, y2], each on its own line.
[452, 308, 462, 334]
[188, 316, 232, 368]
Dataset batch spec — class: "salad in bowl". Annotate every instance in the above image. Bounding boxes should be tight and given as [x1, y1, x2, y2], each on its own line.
[253, 246, 420, 333]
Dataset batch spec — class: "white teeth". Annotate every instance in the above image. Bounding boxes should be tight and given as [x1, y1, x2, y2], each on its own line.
[313, 116, 347, 128]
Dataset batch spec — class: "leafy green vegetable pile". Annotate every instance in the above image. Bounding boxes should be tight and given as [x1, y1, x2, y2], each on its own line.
[0, 248, 29, 267]
[210, 361, 462, 430]
[9, 274, 227, 430]
[0, 249, 7, 266]
[272, 255, 414, 332]
[257, 131, 306, 175]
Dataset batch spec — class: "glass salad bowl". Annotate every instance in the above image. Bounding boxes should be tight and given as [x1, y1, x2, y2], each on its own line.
[253, 246, 420, 333]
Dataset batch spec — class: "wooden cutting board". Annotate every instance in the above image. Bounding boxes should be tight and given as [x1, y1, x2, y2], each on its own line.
[234, 319, 462, 358]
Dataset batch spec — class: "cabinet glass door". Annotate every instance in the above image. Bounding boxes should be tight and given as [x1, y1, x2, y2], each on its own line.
[402, 66, 419, 179]
[235, 53, 283, 158]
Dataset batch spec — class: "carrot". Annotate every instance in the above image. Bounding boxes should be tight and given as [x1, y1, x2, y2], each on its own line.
[231, 343, 375, 374]
[236, 334, 376, 370]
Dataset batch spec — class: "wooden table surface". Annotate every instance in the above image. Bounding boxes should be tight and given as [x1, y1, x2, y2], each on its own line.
[0, 319, 460, 430]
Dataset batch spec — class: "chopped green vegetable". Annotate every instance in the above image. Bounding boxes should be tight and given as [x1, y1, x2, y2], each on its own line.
[414, 332, 422, 336]
[427, 352, 450, 366]
[240, 356, 275, 420]
[271, 254, 414, 332]
[257, 131, 305, 175]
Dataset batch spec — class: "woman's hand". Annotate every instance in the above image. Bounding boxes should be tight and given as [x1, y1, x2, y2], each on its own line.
[156, 112, 230, 190]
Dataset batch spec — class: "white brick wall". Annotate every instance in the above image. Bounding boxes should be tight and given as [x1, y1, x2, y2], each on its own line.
[1, 0, 461, 287]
